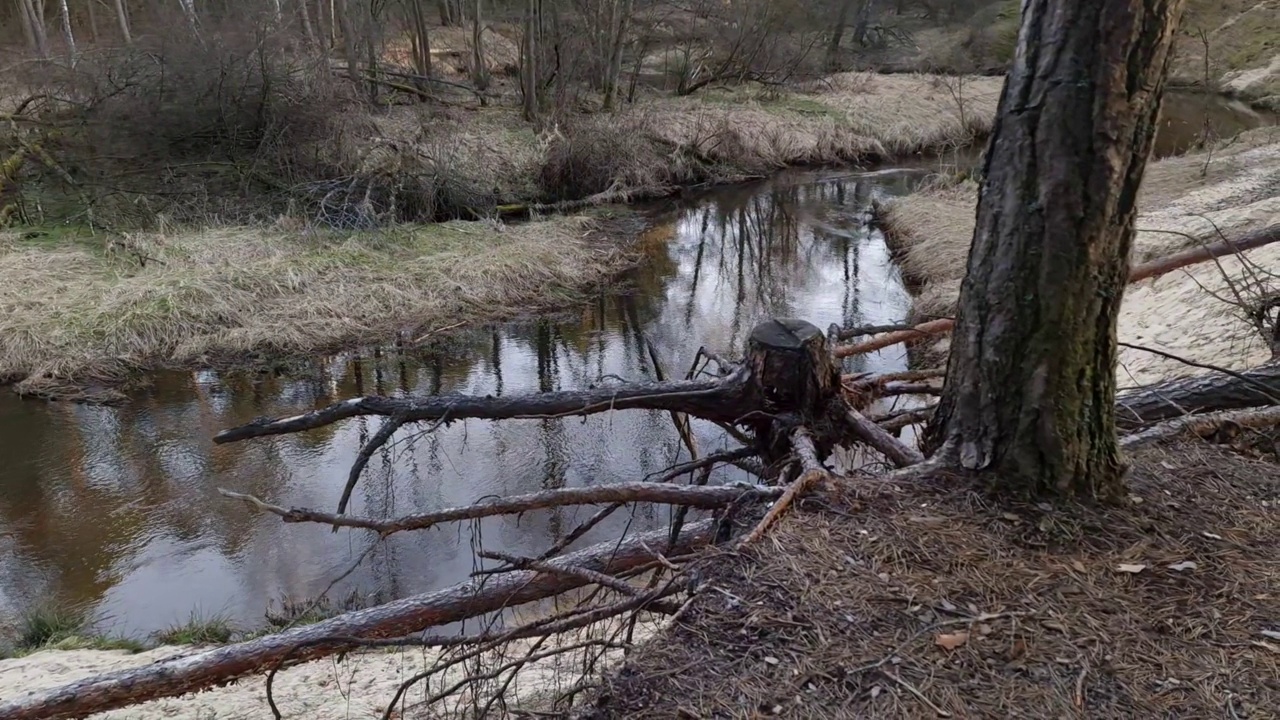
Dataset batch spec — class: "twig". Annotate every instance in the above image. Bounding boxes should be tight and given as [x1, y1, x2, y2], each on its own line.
[384, 639, 626, 720]
[1119, 406, 1280, 449]
[219, 482, 782, 536]
[881, 670, 953, 718]
[476, 550, 680, 614]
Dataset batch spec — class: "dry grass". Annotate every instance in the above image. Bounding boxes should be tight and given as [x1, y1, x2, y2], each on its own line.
[590, 435, 1280, 719]
[877, 127, 1280, 385]
[333, 72, 1003, 208]
[0, 215, 632, 399]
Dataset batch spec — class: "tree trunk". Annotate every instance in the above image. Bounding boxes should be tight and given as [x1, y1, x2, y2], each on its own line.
[335, 0, 360, 84]
[601, 0, 633, 110]
[19, 0, 50, 57]
[408, 0, 433, 79]
[1115, 362, 1280, 429]
[86, 0, 99, 43]
[56, 0, 74, 59]
[923, 0, 1187, 500]
[111, 0, 131, 44]
[298, 0, 319, 48]
[470, 0, 489, 90]
[520, 0, 540, 123]
[825, 0, 857, 68]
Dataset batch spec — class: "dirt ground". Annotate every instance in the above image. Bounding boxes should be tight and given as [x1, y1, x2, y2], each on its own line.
[585, 434, 1280, 719]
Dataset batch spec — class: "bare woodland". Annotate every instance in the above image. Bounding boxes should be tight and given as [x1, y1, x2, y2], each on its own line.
[1, 0, 1279, 718]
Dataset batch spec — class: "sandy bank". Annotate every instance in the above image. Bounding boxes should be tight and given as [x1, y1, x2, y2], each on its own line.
[877, 127, 1280, 387]
[0, 616, 658, 719]
[0, 215, 633, 400]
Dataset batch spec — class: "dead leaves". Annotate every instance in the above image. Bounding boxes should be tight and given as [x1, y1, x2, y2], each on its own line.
[934, 631, 970, 651]
[1115, 563, 1148, 574]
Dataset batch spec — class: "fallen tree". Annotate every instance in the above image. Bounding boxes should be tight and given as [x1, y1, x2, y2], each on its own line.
[0, 519, 720, 720]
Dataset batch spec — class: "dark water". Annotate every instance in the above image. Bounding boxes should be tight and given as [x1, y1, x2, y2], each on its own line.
[0, 168, 924, 639]
[0, 92, 1267, 640]
[1154, 91, 1274, 159]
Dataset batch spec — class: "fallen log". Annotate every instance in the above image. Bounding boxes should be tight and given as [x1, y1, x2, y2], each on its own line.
[1115, 362, 1280, 429]
[1120, 406, 1280, 449]
[836, 223, 1280, 357]
[0, 520, 716, 720]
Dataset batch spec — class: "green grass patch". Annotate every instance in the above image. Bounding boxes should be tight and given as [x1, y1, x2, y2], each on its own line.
[154, 612, 235, 646]
[0, 603, 147, 658]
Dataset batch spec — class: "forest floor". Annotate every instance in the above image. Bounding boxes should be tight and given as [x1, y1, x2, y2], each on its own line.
[0, 72, 1003, 401]
[587, 437, 1280, 719]
[878, 125, 1280, 386]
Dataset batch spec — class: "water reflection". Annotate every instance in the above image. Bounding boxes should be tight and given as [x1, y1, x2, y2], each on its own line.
[0, 168, 925, 638]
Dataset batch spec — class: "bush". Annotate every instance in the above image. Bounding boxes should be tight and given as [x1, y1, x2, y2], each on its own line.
[539, 114, 685, 201]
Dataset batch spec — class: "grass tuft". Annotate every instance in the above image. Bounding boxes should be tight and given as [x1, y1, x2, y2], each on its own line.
[154, 612, 235, 646]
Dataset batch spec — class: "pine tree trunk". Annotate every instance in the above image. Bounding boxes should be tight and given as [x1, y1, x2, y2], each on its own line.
[923, 0, 1187, 500]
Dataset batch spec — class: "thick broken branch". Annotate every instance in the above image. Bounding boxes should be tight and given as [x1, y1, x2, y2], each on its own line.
[0, 521, 717, 720]
[844, 408, 926, 467]
[835, 223, 1280, 357]
[214, 372, 750, 445]
[219, 482, 782, 536]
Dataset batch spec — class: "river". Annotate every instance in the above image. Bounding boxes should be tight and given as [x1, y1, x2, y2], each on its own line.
[0, 93, 1272, 641]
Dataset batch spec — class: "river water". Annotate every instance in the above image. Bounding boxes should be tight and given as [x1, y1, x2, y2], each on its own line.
[0, 94, 1272, 640]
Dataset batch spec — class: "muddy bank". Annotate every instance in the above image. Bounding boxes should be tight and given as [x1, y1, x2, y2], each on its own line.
[877, 127, 1280, 387]
[0, 214, 640, 400]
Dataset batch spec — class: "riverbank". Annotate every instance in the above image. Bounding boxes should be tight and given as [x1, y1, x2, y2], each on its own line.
[0, 612, 666, 720]
[877, 126, 1280, 387]
[3, 72, 1003, 401]
[0, 214, 636, 401]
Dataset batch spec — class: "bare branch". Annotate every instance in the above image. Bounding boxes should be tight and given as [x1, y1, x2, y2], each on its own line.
[218, 482, 782, 536]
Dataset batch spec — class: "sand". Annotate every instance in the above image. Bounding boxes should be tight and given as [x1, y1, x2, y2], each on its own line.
[0, 617, 656, 719]
[880, 126, 1280, 387]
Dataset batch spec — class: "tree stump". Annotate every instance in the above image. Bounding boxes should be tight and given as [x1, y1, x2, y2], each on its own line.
[745, 319, 841, 471]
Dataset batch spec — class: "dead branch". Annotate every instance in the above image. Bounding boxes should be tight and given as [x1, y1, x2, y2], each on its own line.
[737, 429, 832, 548]
[213, 372, 750, 445]
[873, 405, 937, 432]
[1119, 406, 1280, 449]
[0, 520, 717, 720]
[835, 223, 1280, 357]
[476, 550, 682, 615]
[219, 482, 781, 536]
[844, 408, 926, 467]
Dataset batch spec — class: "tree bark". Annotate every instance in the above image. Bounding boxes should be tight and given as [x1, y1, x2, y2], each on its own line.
[470, 0, 489, 90]
[923, 0, 1187, 500]
[56, 0, 74, 59]
[601, 0, 633, 110]
[1115, 362, 1280, 429]
[111, 0, 131, 44]
[0, 520, 716, 720]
